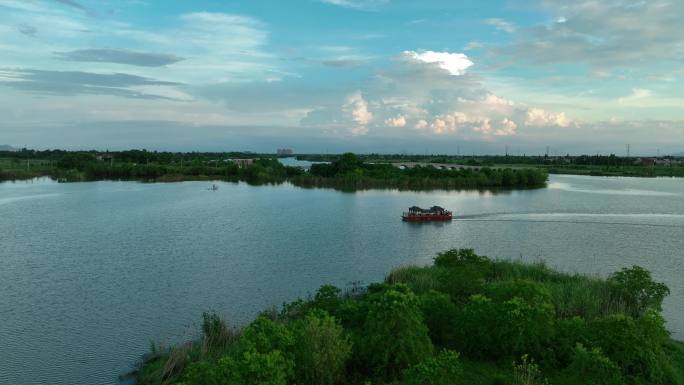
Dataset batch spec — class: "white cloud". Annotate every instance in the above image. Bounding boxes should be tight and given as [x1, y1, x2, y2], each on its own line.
[318, 0, 389, 10]
[618, 88, 653, 105]
[498, 1, 684, 70]
[344, 91, 373, 135]
[384, 114, 407, 127]
[402, 50, 474, 76]
[485, 18, 516, 33]
[495, 118, 517, 136]
[525, 108, 572, 127]
[414, 119, 428, 129]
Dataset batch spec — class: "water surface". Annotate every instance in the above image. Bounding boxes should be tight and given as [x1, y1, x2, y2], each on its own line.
[1, 174, 683, 385]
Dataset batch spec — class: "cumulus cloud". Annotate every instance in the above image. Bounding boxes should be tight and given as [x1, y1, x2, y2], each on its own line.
[402, 50, 474, 76]
[525, 108, 572, 128]
[384, 114, 407, 127]
[344, 91, 373, 135]
[414, 119, 428, 129]
[485, 18, 516, 33]
[495, 118, 517, 136]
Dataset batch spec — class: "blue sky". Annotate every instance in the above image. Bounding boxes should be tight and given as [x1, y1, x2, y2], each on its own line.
[1, 0, 683, 155]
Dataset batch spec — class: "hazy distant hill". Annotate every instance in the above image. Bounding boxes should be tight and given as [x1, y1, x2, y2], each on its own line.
[672, 152, 684, 157]
[0, 145, 19, 152]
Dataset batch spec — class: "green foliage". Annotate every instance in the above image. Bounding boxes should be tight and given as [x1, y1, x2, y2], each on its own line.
[512, 355, 550, 385]
[457, 281, 555, 361]
[292, 310, 352, 385]
[387, 265, 441, 294]
[403, 350, 463, 385]
[201, 311, 232, 349]
[215, 349, 291, 385]
[240, 317, 294, 357]
[434, 249, 490, 270]
[587, 312, 673, 384]
[136, 249, 681, 385]
[313, 284, 342, 316]
[609, 266, 670, 317]
[419, 291, 459, 348]
[362, 285, 433, 380]
[551, 317, 589, 367]
[565, 344, 623, 385]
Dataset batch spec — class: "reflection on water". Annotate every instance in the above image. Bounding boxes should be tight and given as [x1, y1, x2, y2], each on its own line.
[1, 174, 683, 385]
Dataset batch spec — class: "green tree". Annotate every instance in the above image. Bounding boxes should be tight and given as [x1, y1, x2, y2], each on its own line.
[418, 291, 459, 348]
[292, 310, 352, 385]
[362, 285, 433, 380]
[609, 266, 669, 317]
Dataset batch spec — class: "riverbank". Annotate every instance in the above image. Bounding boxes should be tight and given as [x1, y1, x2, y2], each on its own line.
[297, 154, 684, 178]
[0, 151, 547, 191]
[135, 249, 683, 385]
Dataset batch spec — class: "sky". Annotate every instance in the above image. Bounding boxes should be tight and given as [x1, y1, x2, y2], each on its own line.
[1, 0, 683, 155]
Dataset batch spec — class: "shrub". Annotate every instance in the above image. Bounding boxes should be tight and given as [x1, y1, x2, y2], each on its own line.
[292, 310, 352, 385]
[313, 285, 342, 316]
[241, 316, 294, 356]
[419, 291, 459, 348]
[361, 285, 433, 380]
[403, 350, 463, 385]
[457, 281, 554, 360]
[437, 266, 486, 304]
[551, 317, 589, 367]
[587, 312, 673, 384]
[609, 266, 669, 317]
[215, 349, 291, 385]
[566, 344, 623, 385]
[434, 249, 490, 270]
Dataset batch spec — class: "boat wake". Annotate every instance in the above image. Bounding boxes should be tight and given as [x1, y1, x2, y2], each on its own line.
[0, 193, 61, 206]
[455, 212, 684, 229]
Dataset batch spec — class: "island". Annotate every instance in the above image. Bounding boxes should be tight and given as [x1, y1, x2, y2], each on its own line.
[133, 249, 683, 385]
[0, 150, 547, 191]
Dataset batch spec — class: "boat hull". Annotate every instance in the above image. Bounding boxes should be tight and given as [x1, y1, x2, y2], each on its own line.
[402, 214, 453, 222]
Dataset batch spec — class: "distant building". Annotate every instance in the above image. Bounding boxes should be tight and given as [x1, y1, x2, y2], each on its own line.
[227, 158, 255, 168]
[277, 148, 294, 155]
[96, 153, 115, 161]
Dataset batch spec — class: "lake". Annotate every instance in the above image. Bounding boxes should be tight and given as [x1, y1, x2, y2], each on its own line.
[1, 174, 683, 385]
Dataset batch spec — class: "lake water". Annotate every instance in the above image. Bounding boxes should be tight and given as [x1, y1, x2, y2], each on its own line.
[1, 174, 683, 385]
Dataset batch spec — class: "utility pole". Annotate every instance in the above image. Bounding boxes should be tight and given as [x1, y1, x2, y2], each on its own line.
[546, 146, 550, 157]
[505, 145, 509, 156]
[627, 144, 631, 158]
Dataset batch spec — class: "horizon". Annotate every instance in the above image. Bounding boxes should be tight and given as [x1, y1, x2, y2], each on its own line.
[1, 1, 683, 154]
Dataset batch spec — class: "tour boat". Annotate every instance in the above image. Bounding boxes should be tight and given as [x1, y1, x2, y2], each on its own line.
[402, 206, 453, 222]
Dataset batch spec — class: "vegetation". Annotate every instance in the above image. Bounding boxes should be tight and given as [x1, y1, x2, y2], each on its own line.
[136, 249, 683, 385]
[298, 153, 684, 178]
[297, 153, 547, 190]
[0, 150, 547, 190]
